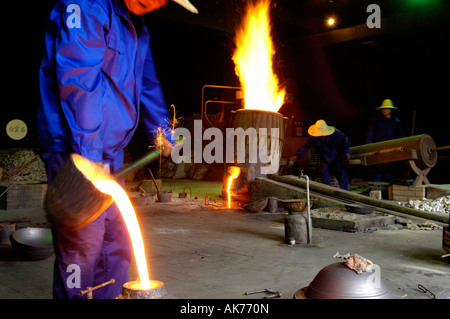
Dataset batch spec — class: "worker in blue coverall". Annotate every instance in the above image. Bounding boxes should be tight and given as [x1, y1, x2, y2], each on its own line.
[366, 99, 405, 144]
[37, 0, 173, 298]
[295, 120, 351, 190]
[366, 99, 405, 181]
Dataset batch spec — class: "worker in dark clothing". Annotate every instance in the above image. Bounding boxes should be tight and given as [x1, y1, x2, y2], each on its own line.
[295, 120, 351, 190]
[366, 99, 405, 144]
[366, 99, 405, 181]
[38, 0, 175, 299]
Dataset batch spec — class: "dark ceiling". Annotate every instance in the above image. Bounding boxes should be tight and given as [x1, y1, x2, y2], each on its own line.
[150, 0, 447, 38]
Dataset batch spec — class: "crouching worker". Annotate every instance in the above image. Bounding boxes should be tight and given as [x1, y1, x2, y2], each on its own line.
[294, 120, 351, 191]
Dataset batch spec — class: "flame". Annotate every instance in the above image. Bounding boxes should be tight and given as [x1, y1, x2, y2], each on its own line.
[227, 166, 240, 208]
[232, 0, 285, 112]
[72, 154, 154, 290]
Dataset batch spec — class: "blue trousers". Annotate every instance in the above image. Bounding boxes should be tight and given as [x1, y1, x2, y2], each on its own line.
[321, 159, 350, 191]
[43, 152, 132, 299]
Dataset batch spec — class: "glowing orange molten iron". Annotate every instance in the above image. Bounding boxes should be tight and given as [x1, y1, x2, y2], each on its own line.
[226, 166, 241, 208]
[72, 155, 154, 291]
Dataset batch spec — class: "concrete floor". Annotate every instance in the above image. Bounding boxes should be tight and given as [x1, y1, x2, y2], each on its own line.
[0, 179, 449, 299]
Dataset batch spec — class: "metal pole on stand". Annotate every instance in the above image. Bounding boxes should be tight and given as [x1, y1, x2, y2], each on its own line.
[300, 171, 312, 244]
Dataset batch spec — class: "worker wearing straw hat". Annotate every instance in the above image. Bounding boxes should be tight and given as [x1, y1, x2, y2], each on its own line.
[366, 99, 406, 182]
[366, 99, 405, 144]
[295, 120, 351, 190]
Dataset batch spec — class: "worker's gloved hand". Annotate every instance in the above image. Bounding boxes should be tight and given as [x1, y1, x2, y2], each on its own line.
[160, 136, 173, 158]
[95, 162, 110, 174]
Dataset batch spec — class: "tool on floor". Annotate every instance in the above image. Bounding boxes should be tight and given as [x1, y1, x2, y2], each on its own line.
[264, 292, 282, 299]
[79, 278, 115, 299]
[148, 169, 161, 195]
[244, 288, 282, 299]
[418, 284, 436, 299]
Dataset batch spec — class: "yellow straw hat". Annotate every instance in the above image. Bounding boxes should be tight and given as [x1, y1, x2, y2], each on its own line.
[376, 99, 398, 110]
[308, 119, 335, 137]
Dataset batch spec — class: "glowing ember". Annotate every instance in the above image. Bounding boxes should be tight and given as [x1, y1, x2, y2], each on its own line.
[232, 0, 285, 112]
[227, 166, 241, 208]
[123, 280, 163, 291]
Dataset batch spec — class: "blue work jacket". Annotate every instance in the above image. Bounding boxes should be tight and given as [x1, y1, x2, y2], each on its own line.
[366, 114, 405, 144]
[38, 0, 170, 165]
[296, 128, 351, 164]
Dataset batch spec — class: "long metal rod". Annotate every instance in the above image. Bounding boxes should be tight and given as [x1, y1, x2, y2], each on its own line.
[432, 145, 450, 152]
[201, 84, 240, 122]
[114, 149, 162, 179]
[300, 172, 312, 244]
[268, 174, 449, 224]
[113, 141, 182, 180]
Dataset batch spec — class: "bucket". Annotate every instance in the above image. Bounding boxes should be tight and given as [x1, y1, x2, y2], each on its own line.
[157, 191, 173, 203]
[0, 222, 15, 244]
[45, 154, 114, 230]
[284, 212, 308, 245]
[230, 109, 286, 183]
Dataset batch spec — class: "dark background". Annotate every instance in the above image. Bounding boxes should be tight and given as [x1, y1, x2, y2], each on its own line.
[2, 0, 450, 181]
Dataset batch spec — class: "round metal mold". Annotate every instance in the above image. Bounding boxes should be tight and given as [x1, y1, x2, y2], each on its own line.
[294, 262, 396, 299]
[118, 280, 174, 299]
[10, 227, 54, 260]
[345, 204, 375, 215]
[242, 197, 268, 213]
[282, 199, 311, 212]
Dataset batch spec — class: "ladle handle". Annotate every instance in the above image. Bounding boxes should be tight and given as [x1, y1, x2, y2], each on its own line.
[113, 148, 161, 180]
[113, 140, 182, 180]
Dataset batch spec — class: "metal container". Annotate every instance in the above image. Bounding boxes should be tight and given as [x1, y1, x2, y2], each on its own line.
[345, 204, 375, 215]
[0, 222, 15, 244]
[242, 197, 268, 213]
[157, 191, 173, 203]
[284, 212, 308, 244]
[117, 280, 174, 299]
[294, 262, 396, 299]
[281, 199, 310, 212]
[10, 227, 54, 260]
[230, 109, 286, 183]
[45, 154, 114, 230]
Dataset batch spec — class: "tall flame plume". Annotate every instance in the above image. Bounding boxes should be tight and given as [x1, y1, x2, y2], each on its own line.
[232, 0, 285, 112]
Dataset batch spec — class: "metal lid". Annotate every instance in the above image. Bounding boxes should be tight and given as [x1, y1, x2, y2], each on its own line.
[294, 262, 396, 299]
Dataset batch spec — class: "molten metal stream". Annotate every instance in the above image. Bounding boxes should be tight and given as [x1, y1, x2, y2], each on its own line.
[227, 167, 240, 208]
[95, 180, 153, 290]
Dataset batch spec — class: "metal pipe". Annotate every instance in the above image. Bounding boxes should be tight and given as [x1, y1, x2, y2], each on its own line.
[350, 147, 404, 159]
[79, 278, 115, 299]
[201, 84, 240, 123]
[432, 145, 450, 152]
[114, 140, 183, 179]
[299, 171, 312, 244]
[114, 149, 161, 179]
[268, 174, 449, 224]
